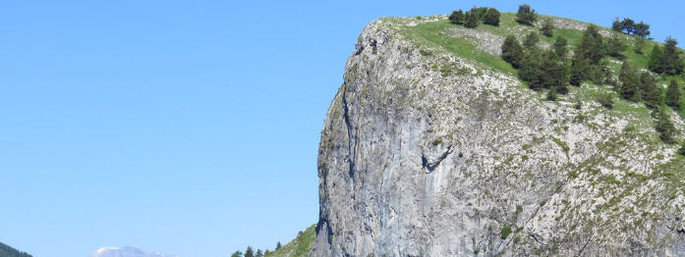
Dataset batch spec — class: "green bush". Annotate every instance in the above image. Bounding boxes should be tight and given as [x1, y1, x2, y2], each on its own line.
[482, 8, 500, 26]
[500, 225, 512, 239]
[515, 4, 536, 25]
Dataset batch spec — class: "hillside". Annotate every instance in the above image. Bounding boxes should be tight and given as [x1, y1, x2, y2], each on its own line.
[0, 242, 32, 257]
[264, 224, 316, 257]
[312, 9, 685, 257]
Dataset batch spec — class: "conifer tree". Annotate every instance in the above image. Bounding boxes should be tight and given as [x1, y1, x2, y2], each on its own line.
[607, 35, 626, 59]
[640, 72, 662, 109]
[577, 25, 605, 65]
[634, 21, 651, 38]
[655, 107, 677, 144]
[612, 18, 623, 32]
[483, 8, 500, 26]
[244, 247, 254, 257]
[666, 79, 681, 110]
[518, 48, 544, 90]
[515, 4, 536, 25]
[541, 19, 554, 37]
[649, 45, 664, 73]
[662, 38, 684, 75]
[464, 11, 479, 28]
[449, 10, 465, 25]
[619, 61, 640, 101]
[570, 54, 591, 86]
[553, 36, 568, 58]
[523, 31, 539, 48]
[501, 35, 524, 68]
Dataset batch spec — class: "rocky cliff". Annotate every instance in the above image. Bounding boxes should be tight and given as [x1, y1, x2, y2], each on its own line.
[312, 15, 685, 256]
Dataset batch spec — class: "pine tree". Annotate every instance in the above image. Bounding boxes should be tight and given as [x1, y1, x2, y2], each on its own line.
[655, 107, 677, 144]
[607, 35, 626, 59]
[553, 36, 568, 58]
[666, 79, 681, 110]
[662, 38, 684, 75]
[640, 72, 662, 109]
[515, 4, 536, 25]
[619, 61, 640, 101]
[541, 19, 554, 37]
[612, 18, 623, 32]
[523, 31, 539, 48]
[501, 35, 524, 68]
[570, 54, 590, 86]
[244, 247, 254, 257]
[634, 21, 651, 38]
[449, 10, 464, 25]
[577, 25, 605, 65]
[231, 251, 243, 257]
[622, 18, 636, 34]
[464, 11, 479, 28]
[482, 8, 500, 26]
[255, 250, 263, 257]
[276, 242, 282, 250]
[649, 45, 664, 73]
[518, 48, 545, 90]
[540, 50, 568, 91]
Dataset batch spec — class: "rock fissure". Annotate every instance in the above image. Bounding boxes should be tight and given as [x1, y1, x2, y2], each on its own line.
[421, 145, 454, 173]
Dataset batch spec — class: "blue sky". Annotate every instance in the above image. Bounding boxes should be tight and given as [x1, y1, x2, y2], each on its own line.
[0, 1, 683, 257]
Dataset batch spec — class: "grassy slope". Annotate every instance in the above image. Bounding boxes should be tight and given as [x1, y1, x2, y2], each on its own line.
[264, 224, 316, 257]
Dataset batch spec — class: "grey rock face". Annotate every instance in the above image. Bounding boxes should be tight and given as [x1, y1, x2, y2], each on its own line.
[312, 17, 685, 257]
[90, 247, 175, 257]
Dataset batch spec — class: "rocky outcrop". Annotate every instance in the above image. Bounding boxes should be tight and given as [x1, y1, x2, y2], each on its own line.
[312, 17, 685, 257]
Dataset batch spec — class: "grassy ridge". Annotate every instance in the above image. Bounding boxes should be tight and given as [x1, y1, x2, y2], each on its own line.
[397, 12, 685, 118]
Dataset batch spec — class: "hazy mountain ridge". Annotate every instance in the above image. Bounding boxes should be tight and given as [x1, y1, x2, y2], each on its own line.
[90, 247, 176, 257]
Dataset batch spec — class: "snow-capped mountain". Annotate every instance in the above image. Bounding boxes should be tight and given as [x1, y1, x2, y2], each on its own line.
[90, 247, 176, 257]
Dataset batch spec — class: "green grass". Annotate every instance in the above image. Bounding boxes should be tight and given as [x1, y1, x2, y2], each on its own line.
[265, 224, 317, 257]
[398, 19, 516, 75]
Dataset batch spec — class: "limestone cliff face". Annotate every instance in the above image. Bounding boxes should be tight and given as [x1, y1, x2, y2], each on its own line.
[312, 17, 685, 257]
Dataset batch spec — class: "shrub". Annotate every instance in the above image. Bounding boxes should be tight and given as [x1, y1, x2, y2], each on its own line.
[597, 94, 615, 109]
[464, 11, 479, 28]
[516, 4, 536, 25]
[666, 79, 681, 110]
[448, 10, 464, 25]
[500, 225, 512, 239]
[501, 35, 524, 68]
[541, 19, 554, 37]
[483, 8, 500, 26]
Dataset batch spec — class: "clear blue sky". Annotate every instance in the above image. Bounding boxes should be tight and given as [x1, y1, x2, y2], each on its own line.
[0, 1, 683, 257]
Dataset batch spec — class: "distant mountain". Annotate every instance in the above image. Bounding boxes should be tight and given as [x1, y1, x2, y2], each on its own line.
[90, 247, 175, 257]
[0, 242, 32, 257]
